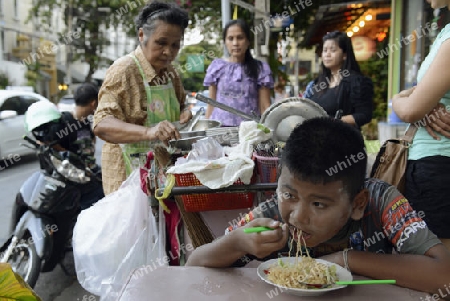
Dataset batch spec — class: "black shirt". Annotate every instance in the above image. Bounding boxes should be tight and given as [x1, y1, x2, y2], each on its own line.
[309, 85, 341, 118]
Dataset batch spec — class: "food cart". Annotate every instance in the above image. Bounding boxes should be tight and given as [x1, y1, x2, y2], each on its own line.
[154, 96, 328, 250]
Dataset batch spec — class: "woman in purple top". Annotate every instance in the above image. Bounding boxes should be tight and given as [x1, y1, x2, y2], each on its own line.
[203, 19, 274, 126]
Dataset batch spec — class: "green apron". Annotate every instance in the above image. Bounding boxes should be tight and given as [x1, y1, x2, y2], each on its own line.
[122, 54, 180, 175]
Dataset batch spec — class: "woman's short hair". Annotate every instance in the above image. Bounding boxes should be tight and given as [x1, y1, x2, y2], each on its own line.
[135, 1, 189, 43]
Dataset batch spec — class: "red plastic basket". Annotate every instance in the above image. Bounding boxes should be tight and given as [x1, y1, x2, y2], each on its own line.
[253, 153, 279, 183]
[174, 173, 255, 212]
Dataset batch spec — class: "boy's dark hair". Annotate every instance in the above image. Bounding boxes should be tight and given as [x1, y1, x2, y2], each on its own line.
[223, 19, 261, 80]
[282, 117, 367, 200]
[74, 83, 98, 106]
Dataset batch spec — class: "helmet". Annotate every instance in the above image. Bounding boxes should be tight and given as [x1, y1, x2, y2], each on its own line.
[25, 101, 61, 132]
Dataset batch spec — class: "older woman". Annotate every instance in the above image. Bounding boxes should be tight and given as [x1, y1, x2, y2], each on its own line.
[94, 1, 191, 195]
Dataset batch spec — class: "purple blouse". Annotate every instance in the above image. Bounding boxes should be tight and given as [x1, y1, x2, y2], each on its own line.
[203, 58, 274, 126]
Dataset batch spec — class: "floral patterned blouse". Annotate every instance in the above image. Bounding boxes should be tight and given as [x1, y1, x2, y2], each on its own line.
[203, 58, 274, 126]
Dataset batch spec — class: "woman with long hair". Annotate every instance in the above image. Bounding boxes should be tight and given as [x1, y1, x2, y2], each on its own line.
[203, 19, 274, 126]
[303, 31, 373, 128]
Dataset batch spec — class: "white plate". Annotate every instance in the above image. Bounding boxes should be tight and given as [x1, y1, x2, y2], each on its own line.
[257, 257, 353, 297]
[260, 97, 327, 143]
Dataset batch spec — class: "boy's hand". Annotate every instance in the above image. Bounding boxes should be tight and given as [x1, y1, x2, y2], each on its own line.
[318, 251, 345, 269]
[236, 218, 289, 259]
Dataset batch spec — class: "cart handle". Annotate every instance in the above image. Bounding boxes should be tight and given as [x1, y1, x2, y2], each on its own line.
[155, 183, 277, 198]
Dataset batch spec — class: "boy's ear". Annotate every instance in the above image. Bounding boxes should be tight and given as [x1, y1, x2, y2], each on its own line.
[350, 189, 369, 220]
[90, 99, 97, 111]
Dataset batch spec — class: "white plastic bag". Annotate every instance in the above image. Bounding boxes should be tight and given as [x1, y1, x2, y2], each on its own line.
[73, 170, 166, 297]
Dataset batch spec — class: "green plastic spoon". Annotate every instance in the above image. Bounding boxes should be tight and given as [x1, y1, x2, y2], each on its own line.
[243, 226, 273, 233]
[302, 279, 396, 288]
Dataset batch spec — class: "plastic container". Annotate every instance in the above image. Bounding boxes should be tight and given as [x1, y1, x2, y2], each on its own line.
[253, 153, 279, 183]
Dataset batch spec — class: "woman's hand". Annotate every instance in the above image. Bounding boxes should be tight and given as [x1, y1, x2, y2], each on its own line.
[237, 218, 289, 259]
[179, 109, 192, 124]
[423, 103, 450, 140]
[147, 120, 181, 144]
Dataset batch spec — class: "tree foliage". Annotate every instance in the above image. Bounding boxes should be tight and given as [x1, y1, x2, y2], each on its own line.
[0, 72, 12, 90]
[27, 0, 354, 84]
[28, 0, 142, 82]
[175, 41, 222, 92]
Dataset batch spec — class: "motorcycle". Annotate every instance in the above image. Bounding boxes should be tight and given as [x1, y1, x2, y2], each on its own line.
[0, 135, 103, 288]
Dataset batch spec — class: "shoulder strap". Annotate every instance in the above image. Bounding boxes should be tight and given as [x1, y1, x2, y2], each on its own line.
[128, 54, 148, 84]
[401, 124, 418, 143]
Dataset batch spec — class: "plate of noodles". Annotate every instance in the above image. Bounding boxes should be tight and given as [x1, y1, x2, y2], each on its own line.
[257, 256, 353, 296]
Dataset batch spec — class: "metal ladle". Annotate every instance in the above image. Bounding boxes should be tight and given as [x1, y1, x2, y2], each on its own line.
[195, 93, 260, 122]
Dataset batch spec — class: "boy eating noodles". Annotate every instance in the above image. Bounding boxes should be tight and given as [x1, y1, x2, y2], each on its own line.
[186, 117, 450, 295]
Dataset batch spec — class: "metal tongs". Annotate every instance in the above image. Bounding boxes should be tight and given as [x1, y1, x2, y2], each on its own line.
[179, 107, 205, 132]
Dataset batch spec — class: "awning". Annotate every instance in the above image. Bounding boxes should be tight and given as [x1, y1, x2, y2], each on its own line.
[300, 0, 391, 48]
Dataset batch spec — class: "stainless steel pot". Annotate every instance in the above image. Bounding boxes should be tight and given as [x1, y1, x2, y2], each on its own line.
[170, 116, 222, 151]
[191, 119, 221, 131]
[196, 93, 329, 143]
[169, 136, 206, 150]
[179, 130, 206, 138]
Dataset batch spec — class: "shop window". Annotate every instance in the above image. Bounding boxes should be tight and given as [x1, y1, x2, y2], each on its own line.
[13, 0, 18, 19]
[0, 30, 5, 52]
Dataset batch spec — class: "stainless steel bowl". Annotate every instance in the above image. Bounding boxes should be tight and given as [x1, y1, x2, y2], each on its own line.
[169, 136, 206, 150]
[179, 130, 206, 138]
[191, 119, 221, 131]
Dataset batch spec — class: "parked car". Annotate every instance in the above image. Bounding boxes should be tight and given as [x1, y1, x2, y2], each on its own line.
[0, 90, 50, 160]
[57, 94, 75, 113]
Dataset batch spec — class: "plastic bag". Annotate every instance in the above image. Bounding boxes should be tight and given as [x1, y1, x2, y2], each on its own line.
[73, 170, 166, 298]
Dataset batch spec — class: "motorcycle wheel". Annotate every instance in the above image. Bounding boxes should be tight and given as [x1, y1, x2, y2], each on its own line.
[7, 235, 41, 288]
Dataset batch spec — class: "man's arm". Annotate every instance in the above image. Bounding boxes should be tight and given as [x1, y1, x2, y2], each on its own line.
[186, 219, 288, 267]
